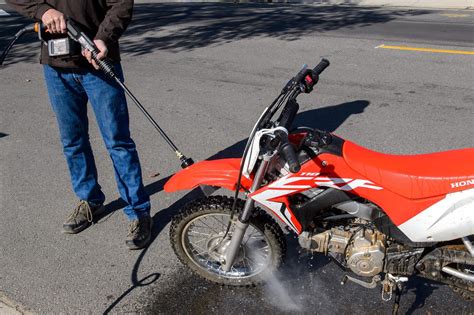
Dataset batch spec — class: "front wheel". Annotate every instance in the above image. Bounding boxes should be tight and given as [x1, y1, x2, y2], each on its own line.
[170, 196, 286, 286]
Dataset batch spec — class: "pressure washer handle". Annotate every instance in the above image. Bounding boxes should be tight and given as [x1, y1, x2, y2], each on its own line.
[65, 19, 117, 79]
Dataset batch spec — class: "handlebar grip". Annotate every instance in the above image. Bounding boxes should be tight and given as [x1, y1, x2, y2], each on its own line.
[275, 130, 301, 173]
[313, 59, 330, 76]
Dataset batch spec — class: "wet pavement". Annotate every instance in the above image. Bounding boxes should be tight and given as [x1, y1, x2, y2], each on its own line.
[139, 241, 473, 314]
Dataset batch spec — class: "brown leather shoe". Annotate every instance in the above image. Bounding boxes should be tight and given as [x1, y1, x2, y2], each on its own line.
[62, 200, 104, 234]
[126, 215, 152, 250]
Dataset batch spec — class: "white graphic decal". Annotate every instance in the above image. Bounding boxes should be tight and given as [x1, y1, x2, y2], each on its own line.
[251, 189, 299, 232]
[266, 174, 382, 192]
[398, 188, 474, 242]
[268, 176, 312, 190]
[315, 177, 383, 191]
[251, 174, 382, 233]
[451, 179, 474, 189]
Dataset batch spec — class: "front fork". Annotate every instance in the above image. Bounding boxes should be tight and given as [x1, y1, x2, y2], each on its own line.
[221, 154, 272, 272]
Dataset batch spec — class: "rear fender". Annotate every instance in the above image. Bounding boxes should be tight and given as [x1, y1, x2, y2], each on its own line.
[164, 158, 252, 193]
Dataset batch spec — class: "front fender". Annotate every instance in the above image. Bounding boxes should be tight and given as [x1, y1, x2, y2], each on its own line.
[164, 158, 252, 193]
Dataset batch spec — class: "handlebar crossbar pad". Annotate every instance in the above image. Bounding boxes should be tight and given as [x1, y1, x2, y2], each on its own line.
[275, 130, 301, 174]
[278, 99, 299, 131]
[280, 142, 301, 173]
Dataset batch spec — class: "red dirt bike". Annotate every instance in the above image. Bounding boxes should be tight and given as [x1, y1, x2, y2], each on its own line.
[165, 60, 474, 303]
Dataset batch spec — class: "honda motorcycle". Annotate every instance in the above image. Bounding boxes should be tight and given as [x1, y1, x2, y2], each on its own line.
[165, 59, 474, 303]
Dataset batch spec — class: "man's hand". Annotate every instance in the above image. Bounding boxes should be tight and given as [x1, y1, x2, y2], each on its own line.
[41, 9, 66, 34]
[82, 40, 108, 70]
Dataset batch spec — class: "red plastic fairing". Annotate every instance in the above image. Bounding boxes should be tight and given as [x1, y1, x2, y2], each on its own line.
[164, 158, 252, 192]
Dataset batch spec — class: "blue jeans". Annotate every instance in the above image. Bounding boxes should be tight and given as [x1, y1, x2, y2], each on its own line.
[43, 64, 150, 220]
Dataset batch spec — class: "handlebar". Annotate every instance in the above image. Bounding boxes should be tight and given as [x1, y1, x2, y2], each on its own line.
[275, 130, 301, 173]
[313, 58, 330, 75]
[269, 59, 331, 173]
[277, 99, 299, 130]
[300, 58, 331, 94]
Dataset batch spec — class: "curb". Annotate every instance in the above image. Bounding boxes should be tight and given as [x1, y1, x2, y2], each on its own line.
[0, 292, 33, 315]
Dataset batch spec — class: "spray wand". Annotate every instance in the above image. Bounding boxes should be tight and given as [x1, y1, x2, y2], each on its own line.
[1, 19, 194, 169]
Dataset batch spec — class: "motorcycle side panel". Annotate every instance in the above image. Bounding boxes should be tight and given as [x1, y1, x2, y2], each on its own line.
[249, 152, 474, 241]
[398, 188, 474, 242]
[164, 158, 251, 193]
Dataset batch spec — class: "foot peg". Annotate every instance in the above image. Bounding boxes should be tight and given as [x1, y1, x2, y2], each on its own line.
[382, 274, 408, 301]
[341, 274, 381, 289]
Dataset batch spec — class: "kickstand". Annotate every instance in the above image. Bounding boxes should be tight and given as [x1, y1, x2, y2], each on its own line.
[391, 282, 403, 315]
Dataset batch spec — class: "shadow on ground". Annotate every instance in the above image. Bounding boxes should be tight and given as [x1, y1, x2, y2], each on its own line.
[0, 3, 431, 66]
[122, 3, 430, 54]
[102, 99, 370, 313]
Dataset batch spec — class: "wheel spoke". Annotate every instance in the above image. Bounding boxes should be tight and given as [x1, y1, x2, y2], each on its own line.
[188, 237, 207, 246]
[193, 220, 220, 234]
[210, 215, 228, 229]
[180, 209, 275, 280]
[187, 230, 212, 237]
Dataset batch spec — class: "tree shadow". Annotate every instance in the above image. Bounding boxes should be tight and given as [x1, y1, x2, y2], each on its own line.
[0, 132, 8, 139]
[0, 3, 431, 66]
[102, 98, 369, 312]
[122, 3, 430, 54]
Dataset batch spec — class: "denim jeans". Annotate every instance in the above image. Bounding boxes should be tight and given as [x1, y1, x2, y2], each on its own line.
[43, 64, 150, 220]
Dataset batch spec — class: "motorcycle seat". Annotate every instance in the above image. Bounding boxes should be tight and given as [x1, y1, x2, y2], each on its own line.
[343, 141, 474, 199]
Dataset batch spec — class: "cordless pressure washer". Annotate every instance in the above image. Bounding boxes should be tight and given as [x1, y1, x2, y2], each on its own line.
[1, 19, 194, 169]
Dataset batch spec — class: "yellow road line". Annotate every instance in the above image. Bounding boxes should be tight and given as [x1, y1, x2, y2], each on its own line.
[376, 44, 474, 55]
[439, 13, 470, 18]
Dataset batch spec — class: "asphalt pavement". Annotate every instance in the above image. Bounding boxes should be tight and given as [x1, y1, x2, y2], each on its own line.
[0, 3, 473, 314]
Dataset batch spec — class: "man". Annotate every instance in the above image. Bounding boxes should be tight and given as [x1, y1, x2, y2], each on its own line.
[6, 0, 152, 250]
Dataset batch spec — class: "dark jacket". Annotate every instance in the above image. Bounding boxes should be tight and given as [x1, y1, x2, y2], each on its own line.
[5, 0, 133, 68]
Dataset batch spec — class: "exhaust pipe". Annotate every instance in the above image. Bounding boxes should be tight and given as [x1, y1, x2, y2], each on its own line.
[442, 266, 474, 282]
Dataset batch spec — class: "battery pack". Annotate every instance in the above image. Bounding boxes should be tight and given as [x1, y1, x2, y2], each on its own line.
[47, 38, 71, 57]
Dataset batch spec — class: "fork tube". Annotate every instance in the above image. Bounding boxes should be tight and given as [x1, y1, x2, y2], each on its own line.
[221, 154, 272, 272]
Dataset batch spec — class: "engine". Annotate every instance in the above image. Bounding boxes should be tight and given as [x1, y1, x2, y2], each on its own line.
[299, 225, 386, 277]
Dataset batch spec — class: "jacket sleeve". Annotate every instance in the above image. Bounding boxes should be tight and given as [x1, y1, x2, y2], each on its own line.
[94, 0, 133, 45]
[5, 0, 53, 20]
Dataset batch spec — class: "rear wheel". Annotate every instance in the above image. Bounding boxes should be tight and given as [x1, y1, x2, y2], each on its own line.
[170, 196, 286, 286]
